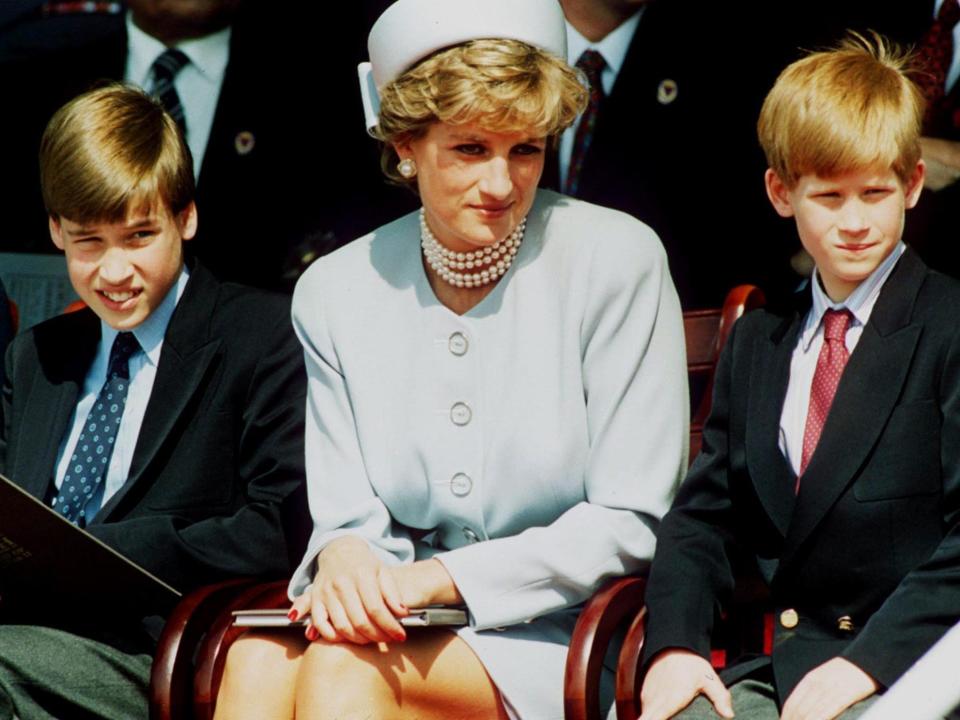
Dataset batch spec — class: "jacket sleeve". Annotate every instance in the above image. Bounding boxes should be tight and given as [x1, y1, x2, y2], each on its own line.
[640, 316, 747, 665]
[286, 267, 416, 598]
[434, 226, 689, 629]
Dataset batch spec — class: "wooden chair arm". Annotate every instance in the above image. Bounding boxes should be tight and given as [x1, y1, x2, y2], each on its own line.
[614, 605, 648, 720]
[193, 580, 290, 720]
[564, 576, 647, 720]
[149, 577, 259, 720]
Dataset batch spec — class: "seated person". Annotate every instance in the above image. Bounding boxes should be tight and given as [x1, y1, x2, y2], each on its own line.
[0, 83, 307, 719]
[637, 33, 960, 720]
[213, 0, 689, 718]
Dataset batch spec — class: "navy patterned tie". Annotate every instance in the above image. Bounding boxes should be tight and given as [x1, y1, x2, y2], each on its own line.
[53, 332, 140, 526]
[149, 47, 190, 136]
[565, 49, 606, 197]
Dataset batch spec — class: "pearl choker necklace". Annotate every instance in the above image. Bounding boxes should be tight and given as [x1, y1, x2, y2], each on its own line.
[420, 208, 526, 288]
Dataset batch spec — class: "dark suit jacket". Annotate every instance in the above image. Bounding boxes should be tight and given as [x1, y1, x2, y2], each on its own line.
[643, 249, 960, 702]
[0, 2, 408, 290]
[542, 1, 799, 309]
[0, 263, 308, 647]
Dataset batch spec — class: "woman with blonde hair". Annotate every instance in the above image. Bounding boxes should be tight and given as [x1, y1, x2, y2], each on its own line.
[214, 0, 687, 717]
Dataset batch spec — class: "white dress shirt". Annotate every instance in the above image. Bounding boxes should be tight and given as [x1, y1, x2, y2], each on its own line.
[54, 267, 190, 519]
[779, 243, 905, 475]
[124, 12, 231, 179]
[559, 9, 644, 188]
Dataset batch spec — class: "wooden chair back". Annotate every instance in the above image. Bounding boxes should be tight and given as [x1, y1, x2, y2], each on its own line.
[567, 285, 765, 720]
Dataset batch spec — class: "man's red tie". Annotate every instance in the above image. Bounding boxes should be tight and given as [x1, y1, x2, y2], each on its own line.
[798, 309, 853, 485]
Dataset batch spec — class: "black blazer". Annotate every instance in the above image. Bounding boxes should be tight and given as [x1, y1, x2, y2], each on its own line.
[0, 264, 308, 628]
[643, 249, 960, 701]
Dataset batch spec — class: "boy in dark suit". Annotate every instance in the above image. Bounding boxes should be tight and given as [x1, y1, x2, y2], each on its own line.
[636, 34, 960, 720]
[0, 84, 307, 718]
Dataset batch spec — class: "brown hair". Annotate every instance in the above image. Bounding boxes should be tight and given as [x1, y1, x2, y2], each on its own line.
[376, 38, 587, 183]
[757, 31, 924, 188]
[39, 83, 194, 222]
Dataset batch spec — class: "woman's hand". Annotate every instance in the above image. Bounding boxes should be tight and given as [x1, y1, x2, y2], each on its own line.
[288, 538, 464, 645]
[289, 536, 408, 645]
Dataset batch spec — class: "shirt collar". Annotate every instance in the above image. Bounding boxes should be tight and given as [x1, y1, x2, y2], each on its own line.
[125, 11, 231, 86]
[800, 242, 906, 351]
[97, 265, 191, 369]
[565, 8, 643, 80]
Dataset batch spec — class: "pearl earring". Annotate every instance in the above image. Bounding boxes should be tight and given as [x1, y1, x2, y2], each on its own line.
[397, 158, 417, 179]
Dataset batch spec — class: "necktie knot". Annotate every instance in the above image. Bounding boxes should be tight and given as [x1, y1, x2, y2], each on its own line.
[108, 332, 139, 380]
[822, 309, 852, 343]
[151, 47, 190, 83]
[575, 49, 606, 90]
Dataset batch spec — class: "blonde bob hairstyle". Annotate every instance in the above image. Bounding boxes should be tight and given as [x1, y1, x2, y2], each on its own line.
[376, 38, 588, 184]
[757, 32, 923, 189]
[40, 83, 195, 223]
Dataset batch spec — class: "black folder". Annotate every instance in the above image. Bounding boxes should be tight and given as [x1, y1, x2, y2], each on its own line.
[0, 473, 180, 619]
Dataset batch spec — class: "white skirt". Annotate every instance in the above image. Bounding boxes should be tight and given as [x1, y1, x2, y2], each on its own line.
[454, 607, 615, 720]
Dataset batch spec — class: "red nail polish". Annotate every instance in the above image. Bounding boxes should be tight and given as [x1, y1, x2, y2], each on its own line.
[288, 609, 299, 622]
[306, 626, 319, 641]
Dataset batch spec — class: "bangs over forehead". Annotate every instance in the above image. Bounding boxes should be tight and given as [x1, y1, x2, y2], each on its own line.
[40, 84, 194, 224]
[379, 38, 586, 141]
[758, 33, 923, 187]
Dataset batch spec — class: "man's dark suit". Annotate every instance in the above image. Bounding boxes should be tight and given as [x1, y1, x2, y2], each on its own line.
[0, 3, 407, 290]
[0, 263, 308, 636]
[543, 1, 798, 309]
[643, 249, 960, 701]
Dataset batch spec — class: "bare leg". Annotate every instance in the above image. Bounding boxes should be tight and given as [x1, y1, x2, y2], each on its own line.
[295, 628, 510, 720]
[214, 630, 308, 720]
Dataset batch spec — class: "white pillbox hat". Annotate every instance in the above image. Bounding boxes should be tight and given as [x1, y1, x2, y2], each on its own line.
[358, 0, 568, 134]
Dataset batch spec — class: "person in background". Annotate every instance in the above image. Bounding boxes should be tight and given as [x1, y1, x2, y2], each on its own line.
[0, 0, 403, 290]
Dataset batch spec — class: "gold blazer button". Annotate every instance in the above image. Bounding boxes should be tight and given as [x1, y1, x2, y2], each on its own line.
[837, 615, 855, 633]
[780, 609, 799, 629]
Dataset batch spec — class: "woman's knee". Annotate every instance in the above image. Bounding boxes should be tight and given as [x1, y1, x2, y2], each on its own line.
[295, 641, 403, 717]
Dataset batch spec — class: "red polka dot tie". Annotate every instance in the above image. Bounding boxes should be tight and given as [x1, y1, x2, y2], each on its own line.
[799, 309, 853, 484]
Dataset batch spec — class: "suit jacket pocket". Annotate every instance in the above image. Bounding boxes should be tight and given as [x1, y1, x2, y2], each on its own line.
[854, 400, 940, 501]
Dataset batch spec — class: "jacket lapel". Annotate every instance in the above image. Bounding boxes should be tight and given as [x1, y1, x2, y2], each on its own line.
[94, 265, 222, 521]
[745, 310, 802, 537]
[15, 311, 100, 500]
[780, 250, 926, 566]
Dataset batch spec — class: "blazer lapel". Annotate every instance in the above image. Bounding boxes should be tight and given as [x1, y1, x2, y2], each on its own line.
[780, 250, 926, 565]
[14, 311, 100, 500]
[95, 266, 222, 521]
[745, 311, 802, 537]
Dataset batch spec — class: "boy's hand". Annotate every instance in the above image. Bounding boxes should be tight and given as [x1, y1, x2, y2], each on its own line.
[638, 648, 734, 720]
[781, 657, 878, 720]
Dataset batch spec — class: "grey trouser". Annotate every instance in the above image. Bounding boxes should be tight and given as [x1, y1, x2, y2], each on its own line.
[0, 625, 151, 720]
[674, 677, 878, 719]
